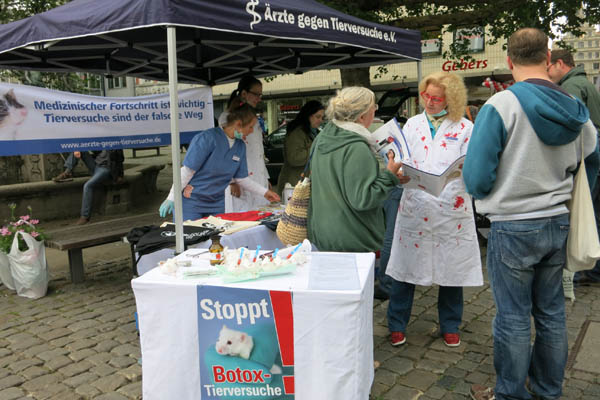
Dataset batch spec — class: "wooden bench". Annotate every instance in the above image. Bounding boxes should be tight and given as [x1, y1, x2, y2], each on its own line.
[45, 213, 163, 283]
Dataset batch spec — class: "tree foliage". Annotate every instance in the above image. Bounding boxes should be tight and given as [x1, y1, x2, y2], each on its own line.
[321, 1, 600, 86]
[321, 1, 600, 52]
[0, 0, 88, 93]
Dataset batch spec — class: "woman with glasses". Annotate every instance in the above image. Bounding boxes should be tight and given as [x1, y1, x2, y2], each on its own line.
[385, 72, 483, 349]
[219, 75, 271, 212]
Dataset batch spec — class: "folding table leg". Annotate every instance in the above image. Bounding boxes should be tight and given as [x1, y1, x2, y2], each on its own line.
[68, 248, 85, 283]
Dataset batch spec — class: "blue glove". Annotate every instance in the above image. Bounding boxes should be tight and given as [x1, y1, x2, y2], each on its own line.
[159, 200, 174, 217]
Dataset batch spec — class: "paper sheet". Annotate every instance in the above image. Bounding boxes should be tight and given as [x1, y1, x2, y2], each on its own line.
[402, 155, 465, 197]
[308, 253, 360, 290]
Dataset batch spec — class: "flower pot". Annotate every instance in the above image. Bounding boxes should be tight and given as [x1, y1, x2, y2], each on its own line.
[0, 251, 16, 290]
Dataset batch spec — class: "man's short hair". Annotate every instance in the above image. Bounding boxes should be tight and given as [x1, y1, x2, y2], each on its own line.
[507, 28, 549, 66]
[550, 49, 575, 67]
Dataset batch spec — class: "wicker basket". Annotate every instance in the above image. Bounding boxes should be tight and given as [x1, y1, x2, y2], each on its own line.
[276, 178, 311, 246]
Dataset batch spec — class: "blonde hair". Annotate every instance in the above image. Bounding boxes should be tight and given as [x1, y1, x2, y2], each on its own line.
[326, 87, 376, 122]
[418, 72, 467, 122]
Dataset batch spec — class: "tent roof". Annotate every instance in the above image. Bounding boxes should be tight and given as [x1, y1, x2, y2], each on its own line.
[0, 0, 421, 85]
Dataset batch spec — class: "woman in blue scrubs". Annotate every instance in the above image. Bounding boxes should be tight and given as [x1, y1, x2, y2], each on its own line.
[159, 102, 280, 220]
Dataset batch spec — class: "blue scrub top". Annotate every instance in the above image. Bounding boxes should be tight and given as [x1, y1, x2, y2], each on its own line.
[182, 127, 248, 215]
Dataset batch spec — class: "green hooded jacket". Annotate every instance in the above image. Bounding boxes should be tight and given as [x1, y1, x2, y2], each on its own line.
[307, 122, 399, 252]
[559, 65, 600, 130]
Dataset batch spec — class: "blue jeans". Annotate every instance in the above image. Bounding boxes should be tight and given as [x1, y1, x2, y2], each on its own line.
[377, 187, 403, 294]
[575, 175, 600, 282]
[387, 279, 463, 334]
[65, 153, 111, 218]
[487, 215, 569, 400]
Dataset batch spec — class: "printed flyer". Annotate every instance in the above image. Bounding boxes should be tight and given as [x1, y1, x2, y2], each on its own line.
[402, 155, 465, 197]
[371, 117, 411, 163]
[197, 286, 294, 399]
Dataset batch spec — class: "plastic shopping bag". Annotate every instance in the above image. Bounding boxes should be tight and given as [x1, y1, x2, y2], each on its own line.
[562, 269, 575, 302]
[0, 251, 15, 290]
[8, 231, 48, 299]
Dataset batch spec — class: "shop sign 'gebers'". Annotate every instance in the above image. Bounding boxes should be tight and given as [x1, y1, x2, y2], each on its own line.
[442, 59, 488, 72]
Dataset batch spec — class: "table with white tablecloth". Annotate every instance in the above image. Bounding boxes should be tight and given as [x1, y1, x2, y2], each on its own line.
[136, 225, 283, 275]
[131, 252, 375, 400]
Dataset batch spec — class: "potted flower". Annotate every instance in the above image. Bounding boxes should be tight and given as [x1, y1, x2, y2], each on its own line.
[0, 204, 48, 297]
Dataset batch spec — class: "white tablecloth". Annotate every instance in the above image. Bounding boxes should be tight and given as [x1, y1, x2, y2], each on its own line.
[132, 252, 375, 400]
[136, 225, 283, 275]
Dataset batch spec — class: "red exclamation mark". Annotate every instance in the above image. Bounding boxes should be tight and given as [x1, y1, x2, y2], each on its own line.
[269, 290, 294, 395]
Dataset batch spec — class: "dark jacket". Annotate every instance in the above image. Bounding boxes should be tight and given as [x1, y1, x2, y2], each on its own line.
[276, 125, 313, 194]
[559, 65, 600, 130]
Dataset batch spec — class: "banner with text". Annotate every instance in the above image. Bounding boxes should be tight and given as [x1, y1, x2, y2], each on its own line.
[0, 83, 213, 156]
[197, 286, 295, 399]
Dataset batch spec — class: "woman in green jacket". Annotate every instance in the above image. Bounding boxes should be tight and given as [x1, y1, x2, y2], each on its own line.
[276, 100, 324, 195]
[307, 87, 409, 252]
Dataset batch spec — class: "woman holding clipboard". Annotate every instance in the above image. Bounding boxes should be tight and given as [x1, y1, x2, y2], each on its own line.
[385, 72, 483, 348]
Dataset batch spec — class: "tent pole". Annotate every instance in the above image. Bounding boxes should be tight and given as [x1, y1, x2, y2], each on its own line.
[167, 26, 184, 254]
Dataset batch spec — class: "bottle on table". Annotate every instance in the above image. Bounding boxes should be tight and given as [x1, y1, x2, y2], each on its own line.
[209, 234, 224, 265]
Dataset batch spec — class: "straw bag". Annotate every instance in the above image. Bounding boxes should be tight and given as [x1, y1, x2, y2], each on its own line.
[276, 143, 316, 246]
[565, 138, 600, 272]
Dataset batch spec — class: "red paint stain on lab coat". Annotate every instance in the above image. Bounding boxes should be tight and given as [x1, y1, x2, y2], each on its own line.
[453, 196, 465, 209]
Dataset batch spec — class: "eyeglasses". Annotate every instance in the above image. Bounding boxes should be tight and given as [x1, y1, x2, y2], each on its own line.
[247, 90, 263, 98]
[420, 91, 445, 104]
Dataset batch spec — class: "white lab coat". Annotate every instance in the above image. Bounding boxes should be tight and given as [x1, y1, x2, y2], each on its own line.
[219, 112, 270, 212]
[386, 113, 483, 287]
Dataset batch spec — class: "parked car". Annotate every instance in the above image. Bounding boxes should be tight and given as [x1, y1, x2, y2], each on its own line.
[375, 86, 418, 123]
[264, 88, 418, 186]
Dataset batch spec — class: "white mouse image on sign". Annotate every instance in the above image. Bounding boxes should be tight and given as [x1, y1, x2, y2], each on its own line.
[216, 325, 254, 360]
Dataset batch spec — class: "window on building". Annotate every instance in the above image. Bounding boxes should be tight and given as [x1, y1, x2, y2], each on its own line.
[453, 27, 485, 53]
[579, 41, 584, 48]
[421, 36, 442, 57]
[577, 52, 584, 59]
[589, 52, 594, 59]
[83, 73, 101, 90]
[107, 76, 127, 89]
[594, 63, 600, 70]
[594, 76, 599, 85]
[589, 40, 594, 47]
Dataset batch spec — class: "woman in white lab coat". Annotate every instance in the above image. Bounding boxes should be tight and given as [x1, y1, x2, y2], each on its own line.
[386, 72, 482, 348]
[220, 75, 271, 212]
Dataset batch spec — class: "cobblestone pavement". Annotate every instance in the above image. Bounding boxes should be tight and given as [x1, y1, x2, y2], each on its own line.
[1, 246, 599, 400]
[1, 148, 599, 399]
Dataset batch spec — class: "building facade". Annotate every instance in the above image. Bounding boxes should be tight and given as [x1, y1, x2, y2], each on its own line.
[557, 24, 600, 88]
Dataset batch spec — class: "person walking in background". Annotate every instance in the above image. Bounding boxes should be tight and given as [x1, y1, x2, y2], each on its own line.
[307, 87, 408, 253]
[159, 101, 279, 221]
[275, 100, 324, 195]
[53, 149, 124, 225]
[464, 28, 599, 400]
[548, 48, 600, 286]
[385, 72, 482, 349]
[219, 76, 271, 212]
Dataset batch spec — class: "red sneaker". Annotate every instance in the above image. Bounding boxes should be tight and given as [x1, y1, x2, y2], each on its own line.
[443, 333, 461, 347]
[390, 331, 406, 346]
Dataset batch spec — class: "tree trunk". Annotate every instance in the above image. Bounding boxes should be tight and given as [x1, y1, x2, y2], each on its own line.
[340, 67, 370, 87]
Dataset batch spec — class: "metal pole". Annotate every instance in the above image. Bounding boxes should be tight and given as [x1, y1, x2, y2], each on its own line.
[167, 26, 184, 254]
